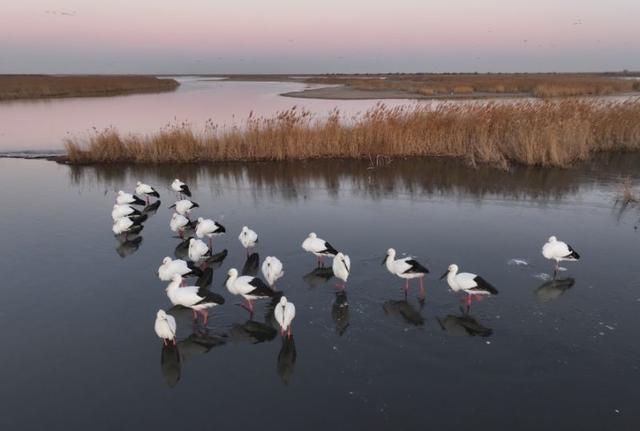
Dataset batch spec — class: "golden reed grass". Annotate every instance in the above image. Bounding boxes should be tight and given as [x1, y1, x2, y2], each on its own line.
[0, 75, 179, 100]
[65, 100, 640, 168]
[308, 73, 640, 97]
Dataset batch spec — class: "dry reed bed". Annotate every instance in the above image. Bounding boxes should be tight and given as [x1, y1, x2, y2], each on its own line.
[0, 75, 179, 100]
[308, 74, 640, 97]
[65, 100, 640, 168]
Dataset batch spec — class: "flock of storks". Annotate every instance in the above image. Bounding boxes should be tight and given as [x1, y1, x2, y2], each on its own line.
[110, 178, 581, 351]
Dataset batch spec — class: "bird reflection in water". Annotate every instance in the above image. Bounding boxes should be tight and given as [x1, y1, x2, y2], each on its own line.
[277, 335, 297, 385]
[241, 252, 260, 276]
[114, 233, 143, 258]
[302, 266, 334, 288]
[383, 299, 425, 326]
[142, 200, 161, 217]
[535, 277, 575, 303]
[332, 290, 350, 336]
[161, 344, 181, 388]
[436, 308, 493, 337]
[229, 319, 278, 344]
[174, 236, 192, 261]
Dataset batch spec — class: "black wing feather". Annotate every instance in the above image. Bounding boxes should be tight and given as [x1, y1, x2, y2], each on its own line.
[403, 259, 429, 274]
[564, 244, 580, 260]
[320, 241, 339, 256]
[471, 276, 498, 295]
[195, 287, 225, 305]
[180, 185, 192, 197]
[247, 278, 281, 298]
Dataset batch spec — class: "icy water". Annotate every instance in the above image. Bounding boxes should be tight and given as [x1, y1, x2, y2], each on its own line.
[1, 156, 639, 430]
[0, 77, 428, 152]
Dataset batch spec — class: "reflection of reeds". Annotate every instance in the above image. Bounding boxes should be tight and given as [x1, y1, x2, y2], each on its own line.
[65, 100, 640, 167]
[618, 177, 638, 205]
[0, 75, 179, 100]
[308, 73, 640, 97]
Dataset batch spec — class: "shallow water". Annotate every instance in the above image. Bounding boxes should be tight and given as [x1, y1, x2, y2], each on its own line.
[1, 156, 639, 430]
[0, 77, 428, 152]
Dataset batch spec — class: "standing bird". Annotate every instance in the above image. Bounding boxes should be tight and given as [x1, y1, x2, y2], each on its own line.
[135, 181, 160, 204]
[542, 236, 580, 275]
[440, 264, 498, 306]
[171, 178, 192, 198]
[165, 275, 225, 324]
[238, 226, 258, 255]
[261, 256, 284, 288]
[382, 248, 429, 295]
[301, 232, 339, 266]
[111, 204, 141, 221]
[188, 238, 210, 263]
[112, 215, 146, 236]
[274, 296, 296, 338]
[116, 190, 145, 206]
[332, 252, 351, 289]
[158, 257, 203, 281]
[170, 213, 193, 238]
[170, 199, 199, 217]
[196, 217, 226, 248]
[225, 268, 281, 314]
[154, 310, 177, 345]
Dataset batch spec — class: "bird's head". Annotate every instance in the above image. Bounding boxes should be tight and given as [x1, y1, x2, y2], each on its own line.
[157, 309, 167, 319]
[162, 257, 171, 264]
[308, 232, 317, 239]
[548, 236, 557, 242]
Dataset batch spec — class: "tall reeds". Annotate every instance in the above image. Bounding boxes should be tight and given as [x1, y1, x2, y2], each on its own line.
[65, 100, 640, 168]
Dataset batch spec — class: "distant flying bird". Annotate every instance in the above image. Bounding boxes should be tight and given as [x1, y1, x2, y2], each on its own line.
[154, 310, 177, 345]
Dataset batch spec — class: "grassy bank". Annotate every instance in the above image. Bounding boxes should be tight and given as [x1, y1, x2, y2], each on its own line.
[305, 73, 640, 98]
[65, 99, 640, 168]
[0, 75, 179, 100]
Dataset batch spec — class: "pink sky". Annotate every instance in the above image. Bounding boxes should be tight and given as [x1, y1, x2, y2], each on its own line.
[1, 0, 639, 73]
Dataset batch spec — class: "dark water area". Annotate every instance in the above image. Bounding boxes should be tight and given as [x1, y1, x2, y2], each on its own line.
[1, 156, 639, 430]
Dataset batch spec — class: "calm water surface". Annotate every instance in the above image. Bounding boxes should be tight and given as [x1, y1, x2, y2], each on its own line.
[1, 156, 639, 430]
[0, 77, 429, 152]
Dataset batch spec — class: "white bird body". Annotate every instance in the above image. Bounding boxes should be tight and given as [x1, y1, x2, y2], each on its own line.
[542, 236, 580, 264]
[111, 204, 140, 221]
[332, 252, 351, 283]
[196, 217, 225, 239]
[225, 268, 279, 314]
[170, 213, 190, 233]
[135, 181, 159, 199]
[188, 238, 209, 262]
[441, 264, 498, 297]
[158, 257, 199, 281]
[238, 226, 258, 249]
[171, 179, 192, 197]
[112, 217, 139, 235]
[171, 199, 199, 216]
[383, 248, 428, 280]
[116, 190, 145, 206]
[261, 256, 285, 287]
[301, 232, 339, 257]
[274, 296, 296, 336]
[154, 310, 177, 343]
[165, 276, 224, 323]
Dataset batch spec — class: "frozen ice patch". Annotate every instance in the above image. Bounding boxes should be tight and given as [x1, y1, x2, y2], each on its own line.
[534, 273, 552, 281]
[508, 258, 529, 266]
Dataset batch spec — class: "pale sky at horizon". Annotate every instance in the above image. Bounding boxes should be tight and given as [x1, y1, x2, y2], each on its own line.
[1, 0, 639, 74]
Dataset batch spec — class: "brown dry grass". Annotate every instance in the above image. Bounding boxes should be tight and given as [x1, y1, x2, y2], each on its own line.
[0, 75, 179, 100]
[65, 99, 640, 168]
[306, 73, 640, 98]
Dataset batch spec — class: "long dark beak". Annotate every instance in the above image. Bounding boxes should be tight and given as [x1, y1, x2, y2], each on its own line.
[439, 270, 449, 281]
[169, 204, 176, 209]
[223, 275, 230, 286]
[192, 202, 200, 208]
[380, 255, 388, 266]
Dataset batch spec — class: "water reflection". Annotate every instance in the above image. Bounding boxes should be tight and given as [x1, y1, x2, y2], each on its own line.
[382, 299, 425, 326]
[436, 310, 493, 337]
[331, 291, 350, 336]
[160, 344, 181, 388]
[115, 235, 143, 258]
[229, 320, 278, 344]
[303, 267, 334, 288]
[142, 200, 162, 217]
[67, 153, 640, 203]
[535, 277, 576, 303]
[277, 336, 297, 385]
[241, 252, 260, 276]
